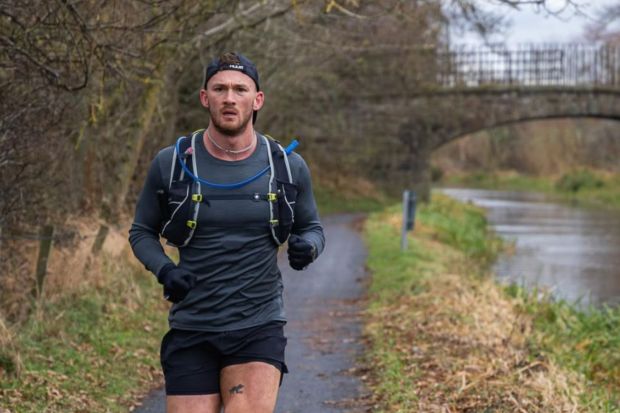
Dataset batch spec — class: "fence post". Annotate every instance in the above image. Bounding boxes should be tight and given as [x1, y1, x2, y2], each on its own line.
[0, 225, 3, 276]
[91, 224, 109, 255]
[33, 225, 54, 298]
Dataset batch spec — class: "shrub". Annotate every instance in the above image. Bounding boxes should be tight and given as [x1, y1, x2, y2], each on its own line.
[555, 170, 605, 193]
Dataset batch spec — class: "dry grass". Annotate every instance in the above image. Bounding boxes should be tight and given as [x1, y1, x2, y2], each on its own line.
[0, 219, 169, 412]
[364, 201, 586, 412]
[2, 218, 132, 319]
[366, 272, 584, 412]
[0, 239, 38, 322]
[44, 220, 101, 298]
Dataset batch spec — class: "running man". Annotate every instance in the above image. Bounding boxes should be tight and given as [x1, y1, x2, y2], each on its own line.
[129, 52, 325, 413]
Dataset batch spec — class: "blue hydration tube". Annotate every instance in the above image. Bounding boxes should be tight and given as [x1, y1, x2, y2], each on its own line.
[175, 137, 299, 190]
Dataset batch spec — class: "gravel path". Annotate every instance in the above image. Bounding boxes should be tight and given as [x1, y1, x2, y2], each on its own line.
[133, 214, 369, 413]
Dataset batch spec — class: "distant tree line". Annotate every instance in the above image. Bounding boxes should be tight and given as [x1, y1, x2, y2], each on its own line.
[433, 119, 620, 176]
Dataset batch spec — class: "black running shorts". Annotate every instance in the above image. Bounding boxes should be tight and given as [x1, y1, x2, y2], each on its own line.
[160, 320, 288, 395]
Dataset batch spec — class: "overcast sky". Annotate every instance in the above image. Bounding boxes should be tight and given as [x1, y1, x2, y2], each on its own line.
[457, 0, 617, 45]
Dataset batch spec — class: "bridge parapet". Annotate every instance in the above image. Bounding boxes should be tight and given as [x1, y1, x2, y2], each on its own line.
[435, 44, 620, 89]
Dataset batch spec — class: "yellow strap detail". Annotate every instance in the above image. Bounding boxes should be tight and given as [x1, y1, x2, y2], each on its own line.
[186, 220, 197, 229]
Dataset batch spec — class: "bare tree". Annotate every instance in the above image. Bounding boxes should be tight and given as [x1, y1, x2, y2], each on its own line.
[584, 3, 620, 44]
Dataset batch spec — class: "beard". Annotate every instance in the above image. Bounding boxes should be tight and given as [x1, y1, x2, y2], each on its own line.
[208, 106, 253, 137]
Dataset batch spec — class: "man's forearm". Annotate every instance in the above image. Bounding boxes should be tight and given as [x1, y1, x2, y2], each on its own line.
[129, 222, 175, 276]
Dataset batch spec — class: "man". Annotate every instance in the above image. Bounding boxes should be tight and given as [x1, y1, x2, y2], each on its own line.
[129, 52, 325, 413]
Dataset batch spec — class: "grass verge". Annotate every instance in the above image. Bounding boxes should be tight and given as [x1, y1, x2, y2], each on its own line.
[0, 253, 169, 413]
[507, 286, 620, 411]
[441, 170, 620, 210]
[314, 185, 392, 215]
[313, 175, 396, 215]
[363, 194, 619, 412]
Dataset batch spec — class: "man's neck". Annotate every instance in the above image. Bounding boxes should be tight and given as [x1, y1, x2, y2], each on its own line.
[203, 126, 257, 161]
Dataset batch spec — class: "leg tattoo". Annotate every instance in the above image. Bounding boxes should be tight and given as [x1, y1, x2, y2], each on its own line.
[229, 384, 244, 395]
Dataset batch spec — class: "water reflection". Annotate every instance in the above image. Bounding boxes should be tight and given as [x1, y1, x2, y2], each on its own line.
[439, 188, 620, 307]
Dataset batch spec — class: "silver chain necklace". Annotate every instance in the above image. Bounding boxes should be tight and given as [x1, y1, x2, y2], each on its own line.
[206, 129, 256, 154]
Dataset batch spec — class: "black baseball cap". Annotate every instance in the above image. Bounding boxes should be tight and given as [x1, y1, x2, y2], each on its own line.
[203, 52, 260, 91]
[203, 52, 260, 123]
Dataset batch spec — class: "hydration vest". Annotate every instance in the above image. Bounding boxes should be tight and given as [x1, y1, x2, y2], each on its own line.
[157, 129, 297, 248]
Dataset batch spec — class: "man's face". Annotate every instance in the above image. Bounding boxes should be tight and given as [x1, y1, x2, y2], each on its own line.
[200, 70, 264, 136]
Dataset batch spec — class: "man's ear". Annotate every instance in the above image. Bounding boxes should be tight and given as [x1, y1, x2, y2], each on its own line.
[253, 91, 265, 111]
[199, 89, 209, 108]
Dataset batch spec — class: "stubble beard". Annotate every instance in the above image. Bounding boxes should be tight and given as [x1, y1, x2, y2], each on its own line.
[208, 106, 253, 137]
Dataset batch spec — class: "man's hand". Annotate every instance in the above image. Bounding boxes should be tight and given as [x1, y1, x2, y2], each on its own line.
[287, 235, 317, 271]
[158, 264, 197, 303]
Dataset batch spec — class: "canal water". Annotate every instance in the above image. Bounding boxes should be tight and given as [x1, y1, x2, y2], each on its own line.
[439, 188, 620, 308]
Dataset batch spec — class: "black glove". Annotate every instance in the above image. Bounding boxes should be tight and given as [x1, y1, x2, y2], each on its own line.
[157, 264, 197, 303]
[287, 235, 317, 271]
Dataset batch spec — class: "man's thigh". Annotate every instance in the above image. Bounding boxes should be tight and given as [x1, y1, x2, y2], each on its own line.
[220, 361, 281, 413]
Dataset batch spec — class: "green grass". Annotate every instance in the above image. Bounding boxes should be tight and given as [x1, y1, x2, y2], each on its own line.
[442, 170, 620, 210]
[369, 335, 420, 412]
[365, 195, 501, 305]
[443, 171, 555, 193]
[416, 193, 504, 266]
[314, 184, 395, 215]
[364, 209, 441, 304]
[505, 285, 620, 410]
[0, 255, 169, 412]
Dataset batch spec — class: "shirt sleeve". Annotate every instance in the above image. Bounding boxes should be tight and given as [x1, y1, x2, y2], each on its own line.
[128, 150, 175, 277]
[289, 153, 326, 257]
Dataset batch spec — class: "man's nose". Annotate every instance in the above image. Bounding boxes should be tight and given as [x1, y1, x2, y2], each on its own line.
[223, 89, 236, 103]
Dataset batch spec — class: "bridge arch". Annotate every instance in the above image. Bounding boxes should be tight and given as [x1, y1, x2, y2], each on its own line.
[421, 89, 620, 150]
[361, 89, 620, 199]
[445, 114, 620, 147]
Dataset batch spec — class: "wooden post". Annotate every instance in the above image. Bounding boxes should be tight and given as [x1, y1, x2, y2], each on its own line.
[91, 224, 109, 255]
[33, 225, 54, 298]
[0, 225, 3, 278]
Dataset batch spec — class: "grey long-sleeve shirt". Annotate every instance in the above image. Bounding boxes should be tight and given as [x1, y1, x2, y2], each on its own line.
[129, 133, 325, 332]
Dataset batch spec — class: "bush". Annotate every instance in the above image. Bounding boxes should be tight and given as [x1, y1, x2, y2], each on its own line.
[555, 170, 605, 193]
[430, 165, 444, 182]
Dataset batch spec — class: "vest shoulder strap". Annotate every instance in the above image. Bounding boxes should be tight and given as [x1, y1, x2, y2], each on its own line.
[265, 136, 293, 184]
[169, 130, 203, 188]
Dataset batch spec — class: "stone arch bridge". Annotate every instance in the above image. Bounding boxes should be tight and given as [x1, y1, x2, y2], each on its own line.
[359, 44, 620, 199]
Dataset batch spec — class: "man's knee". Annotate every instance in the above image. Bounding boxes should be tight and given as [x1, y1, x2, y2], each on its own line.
[166, 394, 221, 413]
[223, 396, 275, 413]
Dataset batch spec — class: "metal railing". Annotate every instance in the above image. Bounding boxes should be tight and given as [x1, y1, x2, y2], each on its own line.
[435, 44, 620, 88]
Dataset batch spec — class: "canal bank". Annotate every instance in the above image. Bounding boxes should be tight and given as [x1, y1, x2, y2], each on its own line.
[363, 194, 619, 411]
[440, 187, 620, 308]
[441, 170, 620, 211]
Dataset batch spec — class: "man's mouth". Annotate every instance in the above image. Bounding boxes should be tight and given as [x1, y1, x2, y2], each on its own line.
[222, 109, 237, 117]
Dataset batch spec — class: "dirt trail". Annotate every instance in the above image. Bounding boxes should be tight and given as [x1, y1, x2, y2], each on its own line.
[134, 214, 370, 413]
